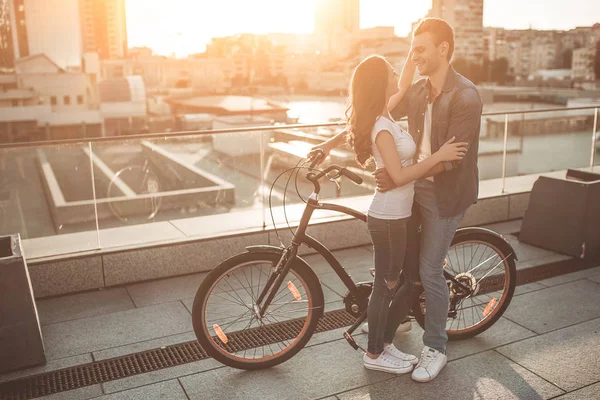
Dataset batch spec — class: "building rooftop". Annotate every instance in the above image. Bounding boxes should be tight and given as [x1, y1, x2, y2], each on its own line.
[166, 95, 289, 115]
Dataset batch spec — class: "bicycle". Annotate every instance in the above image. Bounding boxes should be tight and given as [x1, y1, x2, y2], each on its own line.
[106, 158, 163, 222]
[192, 152, 518, 370]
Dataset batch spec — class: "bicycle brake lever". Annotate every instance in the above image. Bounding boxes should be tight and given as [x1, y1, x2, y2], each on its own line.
[329, 177, 341, 191]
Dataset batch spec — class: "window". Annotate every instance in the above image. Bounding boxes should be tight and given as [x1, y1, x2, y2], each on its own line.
[11, 99, 18, 107]
[64, 95, 70, 105]
[77, 95, 84, 105]
[50, 96, 57, 105]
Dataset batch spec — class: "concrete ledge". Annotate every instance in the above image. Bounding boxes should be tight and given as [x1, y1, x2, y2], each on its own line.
[29, 256, 104, 298]
[103, 232, 269, 286]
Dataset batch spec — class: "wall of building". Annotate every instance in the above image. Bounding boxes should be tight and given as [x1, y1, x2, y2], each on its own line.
[23, 0, 82, 68]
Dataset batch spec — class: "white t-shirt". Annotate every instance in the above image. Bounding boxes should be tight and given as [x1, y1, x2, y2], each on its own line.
[417, 102, 434, 182]
[368, 115, 417, 220]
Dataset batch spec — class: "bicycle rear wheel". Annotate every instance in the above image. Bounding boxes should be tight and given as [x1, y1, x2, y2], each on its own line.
[414, 231, 517, 340]
[192, 251, 324, 370]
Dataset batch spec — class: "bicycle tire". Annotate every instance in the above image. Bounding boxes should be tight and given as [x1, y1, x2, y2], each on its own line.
[192, 251, 324, 370]
[413, 231, 517, 340]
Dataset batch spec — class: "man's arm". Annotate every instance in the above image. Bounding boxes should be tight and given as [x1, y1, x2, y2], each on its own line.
[442, 88, 483, 172]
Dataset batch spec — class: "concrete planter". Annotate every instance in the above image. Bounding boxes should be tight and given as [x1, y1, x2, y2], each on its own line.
[0, 234, 46, 373]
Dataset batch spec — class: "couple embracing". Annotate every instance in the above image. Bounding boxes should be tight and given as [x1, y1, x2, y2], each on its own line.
[310, 18, 482, 382]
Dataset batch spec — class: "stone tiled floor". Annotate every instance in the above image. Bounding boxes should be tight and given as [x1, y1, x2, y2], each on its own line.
[3, 228, 600, 399]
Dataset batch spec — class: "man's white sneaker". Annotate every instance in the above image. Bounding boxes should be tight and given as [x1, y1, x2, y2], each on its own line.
[384, 344, 418, 365]
[363, 350, 414, 374]
[360, 319, 412, 334]
[411, 346, 447, 382]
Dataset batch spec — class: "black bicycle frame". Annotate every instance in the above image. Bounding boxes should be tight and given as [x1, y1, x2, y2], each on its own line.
[256, 199, 368, 316]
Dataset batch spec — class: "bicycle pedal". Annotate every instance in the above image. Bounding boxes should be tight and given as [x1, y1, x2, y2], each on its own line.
[343, 331, 365, 353]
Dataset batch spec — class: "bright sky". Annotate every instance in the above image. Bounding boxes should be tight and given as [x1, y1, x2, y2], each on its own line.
[125, 0, 600, 57]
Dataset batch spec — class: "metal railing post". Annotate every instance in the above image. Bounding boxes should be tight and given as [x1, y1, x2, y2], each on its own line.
[591, 108, 598, 171]
[501, 114, 509, 194]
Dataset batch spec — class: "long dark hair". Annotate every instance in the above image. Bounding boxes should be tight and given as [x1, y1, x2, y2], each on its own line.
[346, 55, 390, 167]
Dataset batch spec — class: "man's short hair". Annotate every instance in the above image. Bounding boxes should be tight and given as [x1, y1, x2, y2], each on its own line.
[413, 18, 454, 61]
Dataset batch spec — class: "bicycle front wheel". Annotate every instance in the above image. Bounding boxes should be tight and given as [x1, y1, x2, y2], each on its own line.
[192, 251, 324, 370]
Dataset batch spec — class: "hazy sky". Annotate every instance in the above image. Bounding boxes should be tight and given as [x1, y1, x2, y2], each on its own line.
[125, 0, 600, 57]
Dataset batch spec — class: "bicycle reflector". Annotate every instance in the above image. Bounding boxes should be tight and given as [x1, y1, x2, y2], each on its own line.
[213, 324, 229, 344]
[483, 298, 497, 317]
[288, 281, 302, 301]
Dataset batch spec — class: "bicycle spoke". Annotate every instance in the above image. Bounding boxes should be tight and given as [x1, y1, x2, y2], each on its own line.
[201, 258, 313, 363]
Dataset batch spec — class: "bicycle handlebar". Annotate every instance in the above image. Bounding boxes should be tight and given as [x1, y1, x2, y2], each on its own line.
[305, 152, 363, 194]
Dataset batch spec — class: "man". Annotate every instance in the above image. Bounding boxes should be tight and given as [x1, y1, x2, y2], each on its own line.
[310, 18, 482, 382]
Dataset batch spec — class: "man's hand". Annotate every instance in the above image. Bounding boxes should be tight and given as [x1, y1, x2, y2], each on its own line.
[373, 168, 395, 192]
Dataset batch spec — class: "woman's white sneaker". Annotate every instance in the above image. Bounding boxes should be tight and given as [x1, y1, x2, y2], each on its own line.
[384, 344, 418, 365]
[363, 349, 414, 374]
[411, 346, 447, 382]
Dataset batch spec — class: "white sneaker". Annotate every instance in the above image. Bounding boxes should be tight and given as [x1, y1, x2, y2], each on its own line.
[361, 319, 412, 334]
[411, 346, 447, 382]
[363, 349, 414, 374]
[384, 343, 418, 365]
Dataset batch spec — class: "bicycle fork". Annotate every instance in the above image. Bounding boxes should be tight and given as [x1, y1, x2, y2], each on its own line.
[255, 246, 299, 318]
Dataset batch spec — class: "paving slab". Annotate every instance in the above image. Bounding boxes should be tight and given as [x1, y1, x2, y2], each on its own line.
[513, 282, 547, 295]
[497, 317, 600, 392]
[102, 358, 221, 394]
[37, 385, 103, 400]
[588, 274, 600, 284]
[37, 288, 135, 326]
[537, 265, 600, 287]
[180, 339, 391, 400]
[502, 279, 600, 334]
[95, 380, 188, 400]
[336, 351, 564, 400]
[125, 272, 208, 308]
[42, 302, 192, 360]
[551, 382, 600, 399]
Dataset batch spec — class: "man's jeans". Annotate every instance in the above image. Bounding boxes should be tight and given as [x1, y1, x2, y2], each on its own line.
[414, 180, 464, 352]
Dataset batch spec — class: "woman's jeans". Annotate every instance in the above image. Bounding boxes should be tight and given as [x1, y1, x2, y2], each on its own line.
[366, 214, 409, 354]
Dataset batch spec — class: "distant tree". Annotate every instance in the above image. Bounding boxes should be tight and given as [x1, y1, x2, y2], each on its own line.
[452, 58, 485, 84]
[595, 41, 600, 80]
[490, 58, 509, 85]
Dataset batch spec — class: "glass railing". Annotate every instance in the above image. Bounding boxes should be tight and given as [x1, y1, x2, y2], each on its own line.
[0, 106, 598, 257]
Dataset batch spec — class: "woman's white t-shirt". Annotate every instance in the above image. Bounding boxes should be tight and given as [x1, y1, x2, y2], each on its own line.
[368, 115, 417, 220]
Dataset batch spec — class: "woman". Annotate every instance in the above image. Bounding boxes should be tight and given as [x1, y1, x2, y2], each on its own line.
[345, 55, 467, 374]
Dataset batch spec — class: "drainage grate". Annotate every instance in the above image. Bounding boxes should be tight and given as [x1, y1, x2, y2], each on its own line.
[1, 259, 596, 400]
[0, 309, 356, 400]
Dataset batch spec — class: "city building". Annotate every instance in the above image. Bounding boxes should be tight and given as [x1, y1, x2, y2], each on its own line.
[314, 0, 360, 37]
[529, 41, 560, 74]
[18, 0, 83, 68]
[98, 75, 147, 136]
[0, 0, 28, 68]
[0, 0, 127, 70]
[428, 0, 484, 64]
[0, 53, 102, 142]
[573, 46, 597, 81]
[314, 0, 360, 58]
[79, 0, 128, 60]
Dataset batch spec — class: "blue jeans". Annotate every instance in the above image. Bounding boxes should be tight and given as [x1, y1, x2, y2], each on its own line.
[414, 180, 465, 352]
[367, 215, 409, 354]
